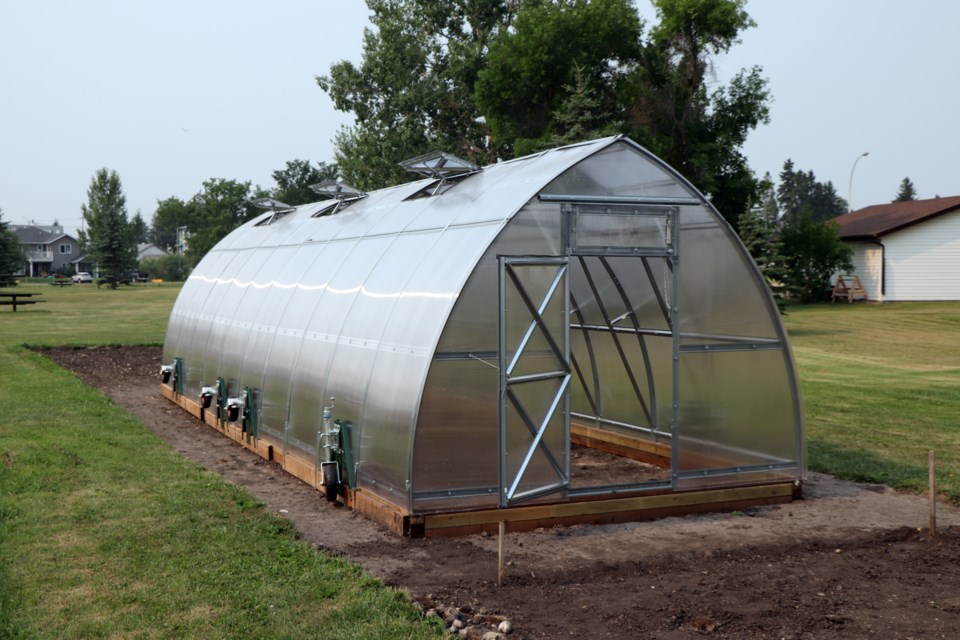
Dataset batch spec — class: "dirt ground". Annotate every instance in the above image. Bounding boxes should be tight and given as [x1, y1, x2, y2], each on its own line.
[45, 345, 960, 639]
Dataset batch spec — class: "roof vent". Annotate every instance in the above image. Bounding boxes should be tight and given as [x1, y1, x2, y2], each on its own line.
[400, 151, 479, 198]
[252, 198, 297, 226]
[309, 181, 368, 216]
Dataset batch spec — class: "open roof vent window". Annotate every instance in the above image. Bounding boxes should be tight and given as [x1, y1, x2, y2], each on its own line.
[309, 181, 368, 217]
[400, 151, 480, 199]
[252, 198, 297, 226]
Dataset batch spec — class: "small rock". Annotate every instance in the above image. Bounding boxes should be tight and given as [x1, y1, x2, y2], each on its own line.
[452, 619, 464, 630]
[498, 620, 513, 634]
[459, 627, 469, 638]
[425, 609, 439, 619]
[481, 632, 505, 640]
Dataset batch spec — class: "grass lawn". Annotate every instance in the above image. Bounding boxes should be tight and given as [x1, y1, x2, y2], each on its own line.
[785, 302, 960, 501]
[0, 283, 443, 640]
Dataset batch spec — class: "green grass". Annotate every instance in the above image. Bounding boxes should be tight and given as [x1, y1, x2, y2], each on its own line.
[784, 302, 960, 501]
[0, 284, 442, 639]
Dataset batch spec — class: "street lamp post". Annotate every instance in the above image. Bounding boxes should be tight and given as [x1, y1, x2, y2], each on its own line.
[848, 151, 869, 213]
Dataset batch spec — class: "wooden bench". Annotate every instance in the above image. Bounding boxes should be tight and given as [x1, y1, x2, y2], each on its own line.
[0, 292, 45, 312]
[50, 278, 73, 287]
[831, 275, 868, 303]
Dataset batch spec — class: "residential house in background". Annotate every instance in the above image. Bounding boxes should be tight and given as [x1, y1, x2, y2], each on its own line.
[10, 223, 91, 276]
[137, 242, 168, 262]
[834, 195, 960, 301]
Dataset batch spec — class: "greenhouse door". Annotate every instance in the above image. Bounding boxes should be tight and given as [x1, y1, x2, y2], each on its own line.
[498, 257, 571, 507]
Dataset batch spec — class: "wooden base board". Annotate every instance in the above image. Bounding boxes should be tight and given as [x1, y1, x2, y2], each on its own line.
[571, 422, 671, 466]
[161, 384, 800, 539]
[420, 482, 797, 537]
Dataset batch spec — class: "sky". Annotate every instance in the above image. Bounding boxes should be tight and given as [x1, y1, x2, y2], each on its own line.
[1, 1, 957, 239]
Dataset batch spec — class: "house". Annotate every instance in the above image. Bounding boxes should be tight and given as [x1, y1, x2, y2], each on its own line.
[834, 196, 960, 301]
[137, 242, 168, 262]
[10, 223, 90, 276]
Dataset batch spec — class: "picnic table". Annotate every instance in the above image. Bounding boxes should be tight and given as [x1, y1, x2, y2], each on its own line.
[0, 292, 44, 312]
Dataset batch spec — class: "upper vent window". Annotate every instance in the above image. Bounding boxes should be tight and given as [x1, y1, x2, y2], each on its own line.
[400, 151, 479, 199]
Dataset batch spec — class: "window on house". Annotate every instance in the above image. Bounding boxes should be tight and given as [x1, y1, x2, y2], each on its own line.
[60, 244, 72, 254]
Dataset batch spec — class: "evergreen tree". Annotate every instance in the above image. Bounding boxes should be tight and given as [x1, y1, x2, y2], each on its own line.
[79, 169, 137, 289]
[779, 211, 852, 303]
[130, 211, 150, 244]
[776, 160, 845, 223]
[893, 177, 917, 202]
[738, 203, 786, 312]
[0, 208, 23, 285]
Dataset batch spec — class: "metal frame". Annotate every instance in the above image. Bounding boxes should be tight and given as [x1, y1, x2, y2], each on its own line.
[498, 256, 571, 507]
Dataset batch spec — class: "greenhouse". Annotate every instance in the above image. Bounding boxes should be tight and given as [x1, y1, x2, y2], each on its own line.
[161, 136, 804, 536]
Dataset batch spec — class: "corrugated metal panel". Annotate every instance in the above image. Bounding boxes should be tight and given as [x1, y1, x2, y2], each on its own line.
[885, 209, 960, 300]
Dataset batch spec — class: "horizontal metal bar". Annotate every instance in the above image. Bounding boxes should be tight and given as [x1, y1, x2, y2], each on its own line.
[500, 256, 570, 266]
[676, 460, 800, 480]
[571, 247, 675, 258]
[414, 486, 499, 501]
[679, 342, 782, 353]
[570, 323, 782, 348]
[571, 323, 673, 339]
[433, 350, 498, 361]
[567, 479, 673, 497]
[507, 370, 569, 384]
[539, 194, 701, 207]
[508, 480, 569, 505]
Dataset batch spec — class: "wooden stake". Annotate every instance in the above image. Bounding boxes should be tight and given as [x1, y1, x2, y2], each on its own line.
[497, 520, 506, 587]
[929, 450, 937, 538]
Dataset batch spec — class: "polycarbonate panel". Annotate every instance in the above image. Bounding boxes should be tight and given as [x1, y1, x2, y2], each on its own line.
[541, 142, 693, 199]
[414, 358, 499, 506]
[678, 205, 778, 340]
[240, 244, 325, 437]
[326, 230, 444, 497]
[259, 239, 358, 454]
[162, 248, 236, 384]
[677, 349, 800, 483]
[285, 235, 396, 458]
[182, 250, 259, 394]
[199, 247, 274, 398]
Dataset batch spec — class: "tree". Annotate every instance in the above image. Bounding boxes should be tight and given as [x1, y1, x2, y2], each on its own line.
[0, 208, 23, 285]
[893, 177, 917, 202]
[130, 211, 150, 244]
[271, 160, 339, 206]
[79, 169, 137, 289]
[776, 160, 845, 223]
[322, 0, 770, 228]
[318, 0, 516, 190]
[151, 197, 195, 253]
[185, 179, 259, 264]
[738, 177, 786, 311]
[476, 0, 642, 154]
[779, 211, 852, 303]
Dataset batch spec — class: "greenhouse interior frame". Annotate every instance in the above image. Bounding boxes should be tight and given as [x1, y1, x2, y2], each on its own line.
[161, 136, 805, 537]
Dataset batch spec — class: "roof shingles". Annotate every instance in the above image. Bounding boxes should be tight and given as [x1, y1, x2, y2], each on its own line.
[835, 196, 960, 239]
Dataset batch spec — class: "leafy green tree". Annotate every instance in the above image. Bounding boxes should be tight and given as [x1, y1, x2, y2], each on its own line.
[0, 208, 23, 285]
[893, 177, 917, 202]
[141, 254, 189, 282]
[271, 160, 339, 205]
[476, 0, 642, 154]
[776, 160, 845, 223]
[151, 197, 196, 253]
[624, 0, 768, 230]
[779, 211, 852, 303]
[318, 0, 515, 190]
[79, 169, 137, 289]
[186, 179, 259, 264]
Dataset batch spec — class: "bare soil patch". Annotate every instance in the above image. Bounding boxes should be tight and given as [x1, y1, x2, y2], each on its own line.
[45, 345, 960, 639]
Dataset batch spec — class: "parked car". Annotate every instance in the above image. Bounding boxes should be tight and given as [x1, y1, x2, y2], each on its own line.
[72, 272, 93, 283]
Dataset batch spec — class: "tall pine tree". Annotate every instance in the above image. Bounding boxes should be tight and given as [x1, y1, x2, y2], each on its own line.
[79, 169, 136, 288]
[893, 177, 917, 202]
